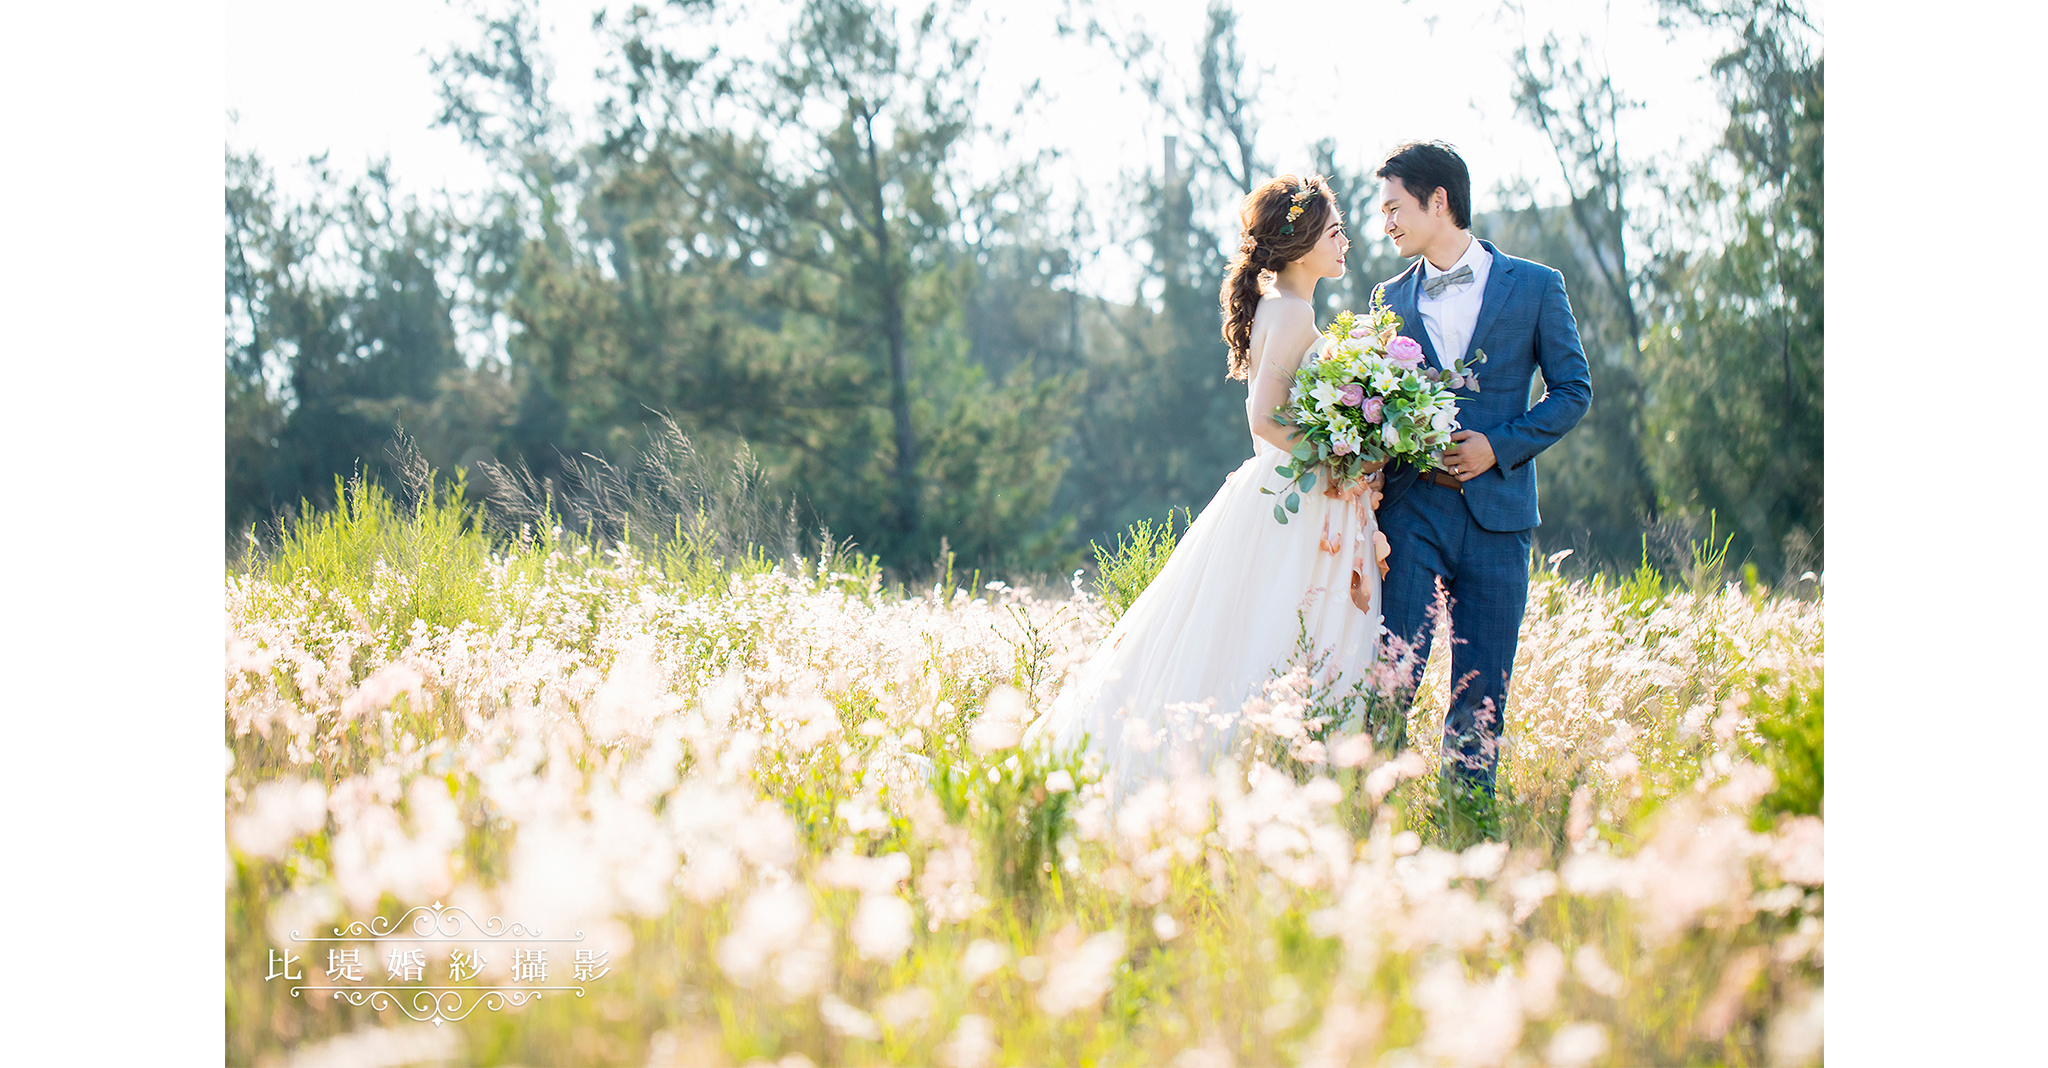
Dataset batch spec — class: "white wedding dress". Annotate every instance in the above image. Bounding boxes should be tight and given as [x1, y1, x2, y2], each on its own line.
[1029, 331, 1386, 798]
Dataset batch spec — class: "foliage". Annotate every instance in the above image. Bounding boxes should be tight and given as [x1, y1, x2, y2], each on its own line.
[260, 469, 484, 637]
[224, 151, 490, 538]
[1089, 509, 1187, 623]
[1640, 0, 1824, 580]
[1748, 683, 1824, 828]
[1615, 535, 1669, 614]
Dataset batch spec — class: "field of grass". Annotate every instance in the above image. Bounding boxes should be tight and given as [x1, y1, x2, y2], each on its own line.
[226, 476, 1823, 1066]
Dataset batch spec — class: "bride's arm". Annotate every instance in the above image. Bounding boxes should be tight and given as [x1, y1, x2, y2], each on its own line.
[1246, 301, 1320, 455]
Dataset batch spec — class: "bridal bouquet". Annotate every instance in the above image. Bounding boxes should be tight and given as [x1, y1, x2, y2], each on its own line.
[1264, 294, 1484, 524]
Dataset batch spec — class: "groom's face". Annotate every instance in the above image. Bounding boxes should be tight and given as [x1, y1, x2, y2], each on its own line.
[1379, 177, 1447, 258]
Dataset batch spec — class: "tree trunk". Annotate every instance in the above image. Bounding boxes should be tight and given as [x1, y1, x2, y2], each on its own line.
[881, 278, 919, 540]
[861, 112, 920, 543]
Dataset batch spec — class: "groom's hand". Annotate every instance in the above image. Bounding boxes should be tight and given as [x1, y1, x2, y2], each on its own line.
[1443, 431, 1496, 481]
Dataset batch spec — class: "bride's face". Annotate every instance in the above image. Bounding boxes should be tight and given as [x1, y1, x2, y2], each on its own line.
[1294, 211, 1349, 280]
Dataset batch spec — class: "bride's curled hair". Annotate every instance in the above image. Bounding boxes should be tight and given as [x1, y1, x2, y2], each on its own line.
[1220, 173, 1337, 379]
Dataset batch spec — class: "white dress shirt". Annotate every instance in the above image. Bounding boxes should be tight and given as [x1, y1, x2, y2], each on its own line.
[1417, 235, 1493, 369]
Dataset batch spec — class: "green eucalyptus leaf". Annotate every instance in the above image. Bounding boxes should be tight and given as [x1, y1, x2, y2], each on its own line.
[1274, 504, 1289, 524]
[1299, 469, 1318, 493]
[1285, 491, 1300, 512]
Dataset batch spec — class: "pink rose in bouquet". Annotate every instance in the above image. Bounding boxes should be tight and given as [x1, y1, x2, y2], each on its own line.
[1361, 396, 1385, 423]
[1338, 382, 1365, 407]
[1387, 335, 1426, 368]
[1332, 438, 1356, 455]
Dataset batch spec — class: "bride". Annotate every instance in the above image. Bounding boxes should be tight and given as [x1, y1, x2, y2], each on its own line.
[1029, 174, 1387, 797]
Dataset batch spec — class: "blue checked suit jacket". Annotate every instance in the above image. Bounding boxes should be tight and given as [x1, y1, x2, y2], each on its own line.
[1373, 240, 1592, 532]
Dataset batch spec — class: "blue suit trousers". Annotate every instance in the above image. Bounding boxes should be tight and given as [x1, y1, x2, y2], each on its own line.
[1377, 477, 1530, 795]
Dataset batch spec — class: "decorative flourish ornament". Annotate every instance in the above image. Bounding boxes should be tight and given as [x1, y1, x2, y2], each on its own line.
[273, 901, 605, 1028]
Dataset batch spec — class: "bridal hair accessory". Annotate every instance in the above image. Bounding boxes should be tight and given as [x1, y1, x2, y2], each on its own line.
[1238, 234, 1269, 268]
[1279, 177, 1318, 235]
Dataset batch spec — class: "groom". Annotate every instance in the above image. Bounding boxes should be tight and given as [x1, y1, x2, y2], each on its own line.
[1368, 141, 1591, 798]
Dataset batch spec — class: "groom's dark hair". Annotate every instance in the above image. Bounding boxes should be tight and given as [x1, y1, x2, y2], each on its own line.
[1376, 141, 1471, 230]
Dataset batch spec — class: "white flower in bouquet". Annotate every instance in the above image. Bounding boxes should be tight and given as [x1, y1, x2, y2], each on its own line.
[1309, 380, 1346, 413]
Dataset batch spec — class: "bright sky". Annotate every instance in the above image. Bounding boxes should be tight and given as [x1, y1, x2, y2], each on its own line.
[226, 0, 1743, 296]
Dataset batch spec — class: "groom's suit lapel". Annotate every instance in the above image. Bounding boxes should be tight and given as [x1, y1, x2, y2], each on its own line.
[1464, 239, 1520, 363]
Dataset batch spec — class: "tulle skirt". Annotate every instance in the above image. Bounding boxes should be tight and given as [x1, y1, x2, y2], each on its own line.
[1029, 439, 1386, 797]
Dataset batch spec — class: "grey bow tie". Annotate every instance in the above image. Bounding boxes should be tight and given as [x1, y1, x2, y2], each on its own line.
[1423, 264, 1473, 298]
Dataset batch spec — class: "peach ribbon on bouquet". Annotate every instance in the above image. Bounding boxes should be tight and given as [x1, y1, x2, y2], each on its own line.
[1320, 471, 1391, 612]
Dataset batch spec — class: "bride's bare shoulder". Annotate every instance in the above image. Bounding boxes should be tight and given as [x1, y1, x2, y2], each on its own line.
[1245, 289, 1310, 321]
[1251, 292, 1315, 339]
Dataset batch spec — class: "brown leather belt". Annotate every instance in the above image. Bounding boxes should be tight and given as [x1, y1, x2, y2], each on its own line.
[1417, 469, 1464, 492]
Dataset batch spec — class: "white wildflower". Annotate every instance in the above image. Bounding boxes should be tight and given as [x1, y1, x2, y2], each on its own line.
[962, 939, 1010, 983]
[969, 686, 1027, 753]
[230, 778, 329, 860]
[1414, 958, 1523, 1067]
[876, 987, 936, 1030]
[1459, 841, 1509, 881]
[1545, 1022, 1610, 1068]
[836, 796, 894, 837]
[1766, 986, 1824, 1066]
[850, 893, 916, 962]
[1572, 944, 1625, 998]
[816, 850, 912, 895]
[937, 1014, 998, 1068]
[716, 885, 813, 987]
[1770, 815, 1824, 886]
[818, 994, 881, 1041]
[1518, 941, 1565, 1017]
[1036, 929, 1125, 1017]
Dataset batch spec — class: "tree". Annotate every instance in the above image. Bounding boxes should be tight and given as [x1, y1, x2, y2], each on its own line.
[225, 148, 292, 534]
[1640, 0, 1823, 578]
[224, 150, 478, 535]
[1504, 19, 1662, 562]
[606, 0, 990, 556]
